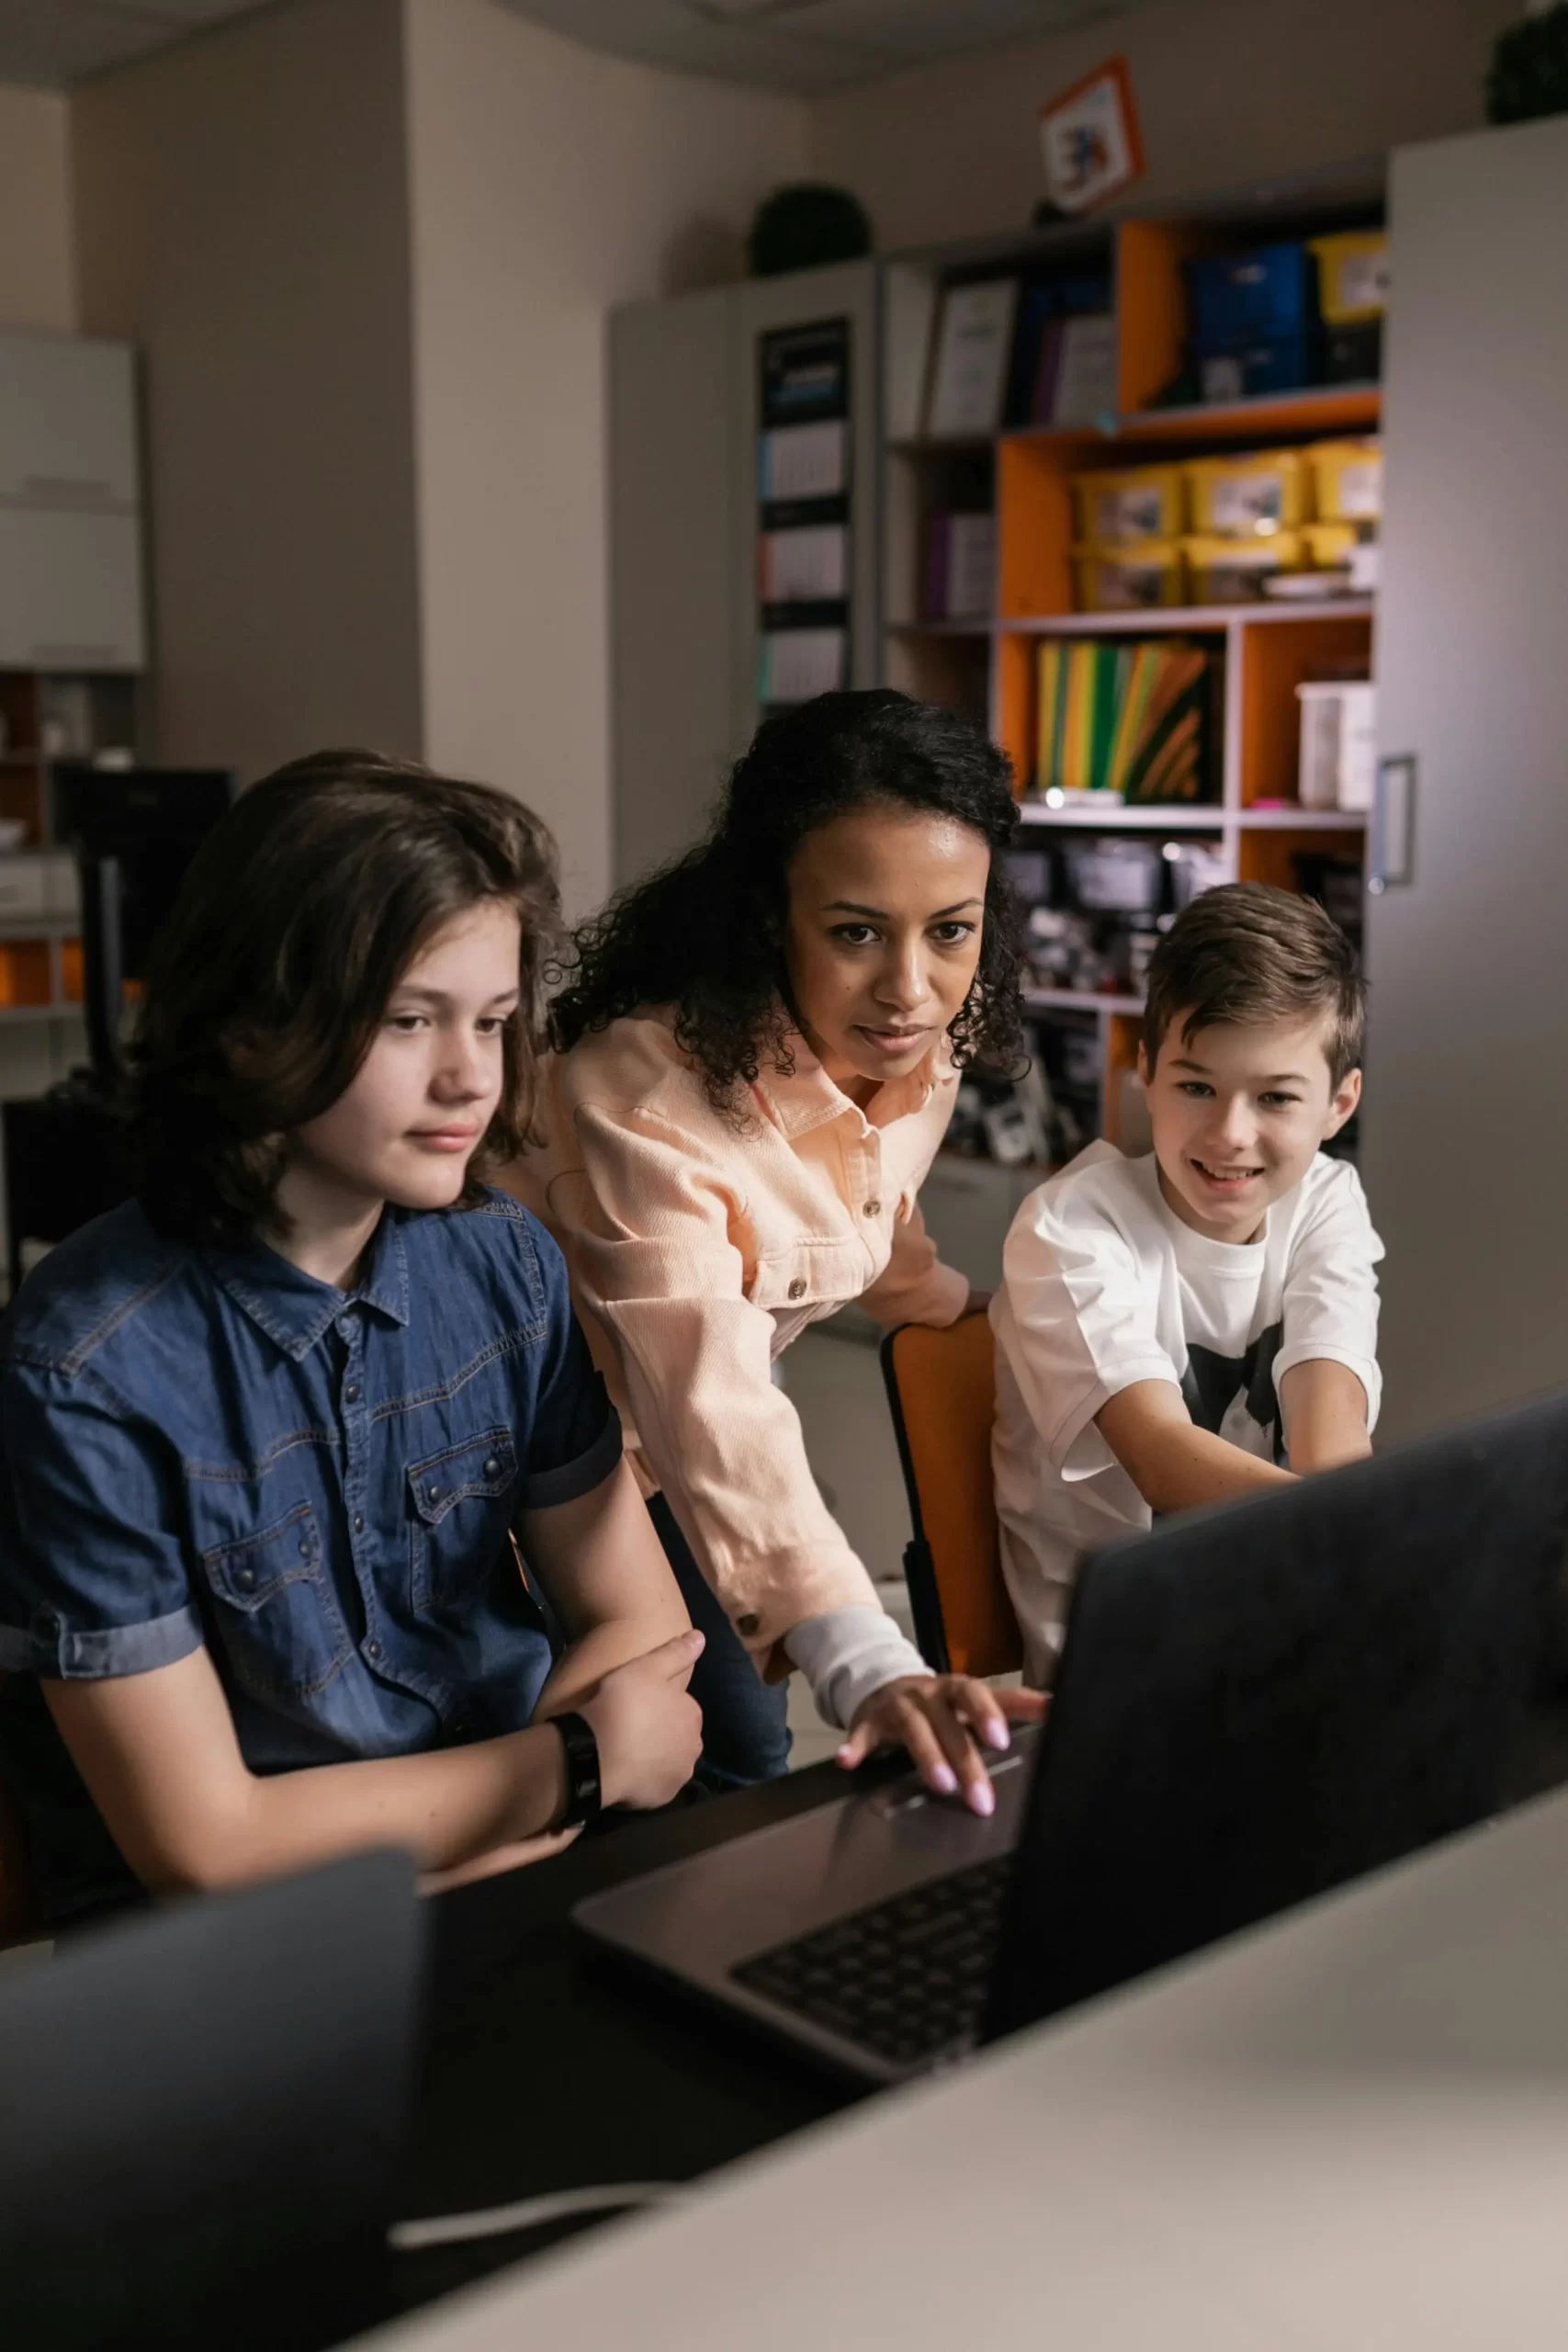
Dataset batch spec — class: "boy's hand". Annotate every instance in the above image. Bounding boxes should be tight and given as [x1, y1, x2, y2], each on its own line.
[580, 1627, 705, 1810]
[836, 1676, 1046, 1816]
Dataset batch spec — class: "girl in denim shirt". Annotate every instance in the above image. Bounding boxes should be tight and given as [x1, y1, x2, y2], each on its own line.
[0, 753, 702, 1926]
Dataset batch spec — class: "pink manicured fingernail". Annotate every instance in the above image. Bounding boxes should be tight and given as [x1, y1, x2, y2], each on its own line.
[985, 1720, 1011, 1751]
[836, 1745, 855, 1766]
[968, 1781, 996, 1817]
[931, 1764, 959, 1796]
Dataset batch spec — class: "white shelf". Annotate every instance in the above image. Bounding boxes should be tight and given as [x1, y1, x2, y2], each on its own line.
[888, 599, 1375, 639]
[996, 598, 1373, 637]
[0, 1002, 82, 1024]
[1238, 806, 1369, 830]
[1025, 989, 1143, 1016]
[1018, 800, 1369, 831]
[1019, 801, 1224, 830]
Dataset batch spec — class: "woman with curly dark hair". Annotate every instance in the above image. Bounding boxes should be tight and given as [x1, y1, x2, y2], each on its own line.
[507, 690, 1044, 1806]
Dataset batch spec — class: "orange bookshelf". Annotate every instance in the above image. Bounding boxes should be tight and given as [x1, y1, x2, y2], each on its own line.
[879, 164, 1382, 1148]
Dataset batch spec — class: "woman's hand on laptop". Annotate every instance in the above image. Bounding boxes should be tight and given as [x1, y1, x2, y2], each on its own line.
[836, 1677, 1046, 1818]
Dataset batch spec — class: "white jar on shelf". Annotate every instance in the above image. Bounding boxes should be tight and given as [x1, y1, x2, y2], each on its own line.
[1296, 680, 1377, 812]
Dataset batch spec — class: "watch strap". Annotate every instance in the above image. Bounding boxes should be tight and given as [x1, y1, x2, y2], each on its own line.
[552, 1710, 602, 1828]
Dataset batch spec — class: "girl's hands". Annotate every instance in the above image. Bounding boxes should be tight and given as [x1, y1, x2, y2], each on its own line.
[836, 1675, 1046, 1815]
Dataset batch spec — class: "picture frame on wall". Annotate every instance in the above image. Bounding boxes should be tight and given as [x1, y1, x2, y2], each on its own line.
[1038, 56, 1145, 217]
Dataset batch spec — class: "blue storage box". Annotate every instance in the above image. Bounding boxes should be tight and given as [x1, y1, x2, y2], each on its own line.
[1184, 243, 1318, 344]
[1189, 331, 1319, 403]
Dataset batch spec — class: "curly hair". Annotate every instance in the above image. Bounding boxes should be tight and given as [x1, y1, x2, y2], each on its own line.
[550, 690, 1024, 1110]
[130, 749, 561, 1246]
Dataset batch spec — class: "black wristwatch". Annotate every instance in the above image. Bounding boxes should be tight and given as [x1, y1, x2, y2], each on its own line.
[552, 1711, 603, 1828]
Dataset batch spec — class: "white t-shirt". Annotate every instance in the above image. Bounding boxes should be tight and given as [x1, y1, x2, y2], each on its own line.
[991, 1142, 1383, 1684]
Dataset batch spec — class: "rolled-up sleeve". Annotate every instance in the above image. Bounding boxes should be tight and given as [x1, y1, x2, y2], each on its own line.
[0, 1363, 203, 1680]
[550, 1103, 879, 1657]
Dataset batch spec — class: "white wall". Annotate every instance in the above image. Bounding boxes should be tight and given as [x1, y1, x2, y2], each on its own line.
[0, 84, 74, 331]
[71, 0, 424, 783]
[811, 0, 1517, 250]
[403, 0, 807, 913]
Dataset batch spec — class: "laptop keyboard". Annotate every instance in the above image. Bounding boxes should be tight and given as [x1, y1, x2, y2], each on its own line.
[730, 1856, 1013, 2070]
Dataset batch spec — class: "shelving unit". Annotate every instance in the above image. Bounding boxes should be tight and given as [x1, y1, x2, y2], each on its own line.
[0, 673, 133, 1030]
[877, 167, 1381, 1158]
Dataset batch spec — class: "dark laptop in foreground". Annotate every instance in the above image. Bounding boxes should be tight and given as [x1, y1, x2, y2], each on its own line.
[0, 1847, 421, 2352]
[576, 1392, 1568, 2086]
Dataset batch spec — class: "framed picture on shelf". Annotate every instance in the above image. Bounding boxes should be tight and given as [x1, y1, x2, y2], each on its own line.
[924, 278, 1020, 439]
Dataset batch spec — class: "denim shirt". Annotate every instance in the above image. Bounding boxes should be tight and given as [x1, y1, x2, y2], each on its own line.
[0, 1189, 620, 1922]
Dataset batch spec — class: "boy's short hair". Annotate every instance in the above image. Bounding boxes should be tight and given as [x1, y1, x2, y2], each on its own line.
[130, 749, 561, 1246]
[1142, 880, 1365, 1086]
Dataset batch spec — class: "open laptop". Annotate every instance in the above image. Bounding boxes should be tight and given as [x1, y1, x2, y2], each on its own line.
[576, 1390, 1568, 2086]
[0, 1846, 422, 2351]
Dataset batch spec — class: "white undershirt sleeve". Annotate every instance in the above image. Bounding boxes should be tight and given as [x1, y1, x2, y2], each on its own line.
[784, 1606, 931, 1733]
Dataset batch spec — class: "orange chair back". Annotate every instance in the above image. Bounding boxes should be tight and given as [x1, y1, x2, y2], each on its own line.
[880, 1314, 1022, 1680]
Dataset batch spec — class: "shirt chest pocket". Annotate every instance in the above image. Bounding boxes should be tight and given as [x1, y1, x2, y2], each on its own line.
[200, 1500, 354, 1707]
[407, 1427, 519, 1614]
[744, 1240, 864, 1316]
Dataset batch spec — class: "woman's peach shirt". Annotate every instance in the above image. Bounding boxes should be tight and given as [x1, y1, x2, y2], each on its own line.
[504, 1011, 967, 1665]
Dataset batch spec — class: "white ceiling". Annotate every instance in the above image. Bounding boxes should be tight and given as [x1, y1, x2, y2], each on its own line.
[0, 0, 1147, 94]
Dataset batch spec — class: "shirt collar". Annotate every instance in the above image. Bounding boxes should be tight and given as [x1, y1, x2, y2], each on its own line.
[209, 1212, 411, 1361]
[750, 1025, 952, 1138]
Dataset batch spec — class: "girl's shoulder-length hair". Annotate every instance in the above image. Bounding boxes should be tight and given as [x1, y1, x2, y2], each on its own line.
[129, 749, 561, 1248]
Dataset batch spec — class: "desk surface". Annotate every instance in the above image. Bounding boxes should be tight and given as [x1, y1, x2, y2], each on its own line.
[382, 1757, 894, 2322]
[368, 1778, 1568, 2351]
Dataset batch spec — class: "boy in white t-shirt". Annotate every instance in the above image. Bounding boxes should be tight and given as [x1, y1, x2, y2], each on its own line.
[992, 881, 1382, 1682]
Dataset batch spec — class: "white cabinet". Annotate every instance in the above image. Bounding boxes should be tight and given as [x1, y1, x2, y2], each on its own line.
[1361, 114, 1568, 1438]
[0, 508, 143, 672]
[0, 334, 139, 511]
[0, 333, 144, 675]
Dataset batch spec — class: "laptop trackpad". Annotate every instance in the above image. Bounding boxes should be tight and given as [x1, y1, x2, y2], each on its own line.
[576, 1739, 1034, 1979]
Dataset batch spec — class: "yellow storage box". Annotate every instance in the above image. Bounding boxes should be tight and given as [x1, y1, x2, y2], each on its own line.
[1308, 435, 1383, 523]
[1310, 232, 1390, 324]
[1301, 521, 1358, 570]
[1184, 531, 1303, 605]
[1071, 464, 1185, 548]
[1184, 448, 1307, 537]
[1072, 539, 1185, 613]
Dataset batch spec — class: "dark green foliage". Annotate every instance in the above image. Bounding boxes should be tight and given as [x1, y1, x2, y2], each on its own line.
[746, 184, 873, 277]
[1488, 6, 1568, 124]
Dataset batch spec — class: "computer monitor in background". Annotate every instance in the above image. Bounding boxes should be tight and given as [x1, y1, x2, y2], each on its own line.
[51, 763, 236, 1084]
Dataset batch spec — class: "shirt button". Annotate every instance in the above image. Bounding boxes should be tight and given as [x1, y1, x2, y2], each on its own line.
[863, 1199, 882, 1217]
[353, 1513, 365, 1534]
[426, 1482, 441, 1503]
[344, 1383, 361, 1404]
[233, 1566, 254, 1592]
[787, 1277, 807, 1301]
[299, 1535, 312, 1560]
[483, 1455, 500, 1479]
[737, 1611, 761, 1636]
[367, 1639, 383, 1662]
